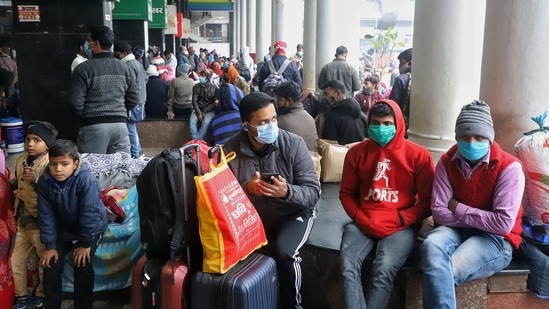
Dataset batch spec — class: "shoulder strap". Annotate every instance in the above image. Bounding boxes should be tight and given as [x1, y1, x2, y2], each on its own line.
[277, 59, 291, 75]
[267, 60, 276, 75]
[162, 150, 183, 260]
[170, 144, 201, 267]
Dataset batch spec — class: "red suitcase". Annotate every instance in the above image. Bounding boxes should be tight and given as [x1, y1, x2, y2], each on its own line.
[131, 255, 190, 309]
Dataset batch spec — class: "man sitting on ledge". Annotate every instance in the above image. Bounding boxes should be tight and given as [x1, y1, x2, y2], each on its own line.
[339, 100, 434, 309]
[421, 100, 525, 309]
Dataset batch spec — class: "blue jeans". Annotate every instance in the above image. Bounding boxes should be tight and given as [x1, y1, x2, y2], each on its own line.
[340, 223, 414, 309]
[421, 226, 513, 309]
[126, 121, 142, 157]
[190, 111, 215, 140]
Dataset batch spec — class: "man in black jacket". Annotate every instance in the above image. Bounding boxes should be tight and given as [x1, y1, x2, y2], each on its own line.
[389, 48, 412, 120]
[320, 80, 368, 145]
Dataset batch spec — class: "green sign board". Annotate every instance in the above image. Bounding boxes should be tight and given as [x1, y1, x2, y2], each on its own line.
[149, 0, 167, 29]
[113, 0, 152, 21]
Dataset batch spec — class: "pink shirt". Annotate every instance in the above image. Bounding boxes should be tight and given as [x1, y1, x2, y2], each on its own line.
[431, 149, 525, 235]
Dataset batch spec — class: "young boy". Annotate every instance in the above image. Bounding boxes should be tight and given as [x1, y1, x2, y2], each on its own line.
[37, 139, 108, 309]
[339, 100, 434, 308]
[11, 120, 58, 309]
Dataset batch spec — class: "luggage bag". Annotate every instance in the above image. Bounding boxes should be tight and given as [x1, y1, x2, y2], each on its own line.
[190, 253, 278, 309]
[136, 144, 203, 269]
[131, 255, 190, 309]
[133, 145, 204, 308]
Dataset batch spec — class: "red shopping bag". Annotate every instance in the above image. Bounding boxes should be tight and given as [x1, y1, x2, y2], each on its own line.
[194, 146, 267, 274]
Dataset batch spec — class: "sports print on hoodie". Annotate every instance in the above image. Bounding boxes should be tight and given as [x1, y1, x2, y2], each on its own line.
[339, 99, 435, 239]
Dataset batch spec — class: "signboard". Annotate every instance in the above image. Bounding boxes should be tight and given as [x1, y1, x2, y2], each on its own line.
[17, 5, 40, 22]
[188, 0, 233, 11]
[149, 0, 167, 29]
[175, 13, 183, 38]
[165, 5, 177, 34]
[182, 18, 191, 39]
[113, 0, 152, 21]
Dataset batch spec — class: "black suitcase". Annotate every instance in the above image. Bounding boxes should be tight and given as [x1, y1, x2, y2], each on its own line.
[190, 253, 278, 309]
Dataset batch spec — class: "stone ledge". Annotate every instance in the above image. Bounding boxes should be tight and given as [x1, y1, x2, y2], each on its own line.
[303, 183, 535, 308]
[137, 120, 190, 149]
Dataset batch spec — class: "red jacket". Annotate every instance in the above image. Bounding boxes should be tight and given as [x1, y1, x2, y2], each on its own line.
[339, 99, 435, 239]
[441, 143, 523, 248]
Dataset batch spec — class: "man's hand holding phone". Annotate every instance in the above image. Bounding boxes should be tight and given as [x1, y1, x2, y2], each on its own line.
[260, 172, 288, 199]
[261, 172, 280, 184]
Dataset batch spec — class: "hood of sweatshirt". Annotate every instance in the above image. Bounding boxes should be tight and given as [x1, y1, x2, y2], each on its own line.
[367, 99, 406, 150]
[218, 83, 244, 112]
[329, 97, 363, 119]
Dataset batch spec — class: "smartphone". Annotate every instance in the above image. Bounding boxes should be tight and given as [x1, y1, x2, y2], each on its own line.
[261, 172, 280, 184]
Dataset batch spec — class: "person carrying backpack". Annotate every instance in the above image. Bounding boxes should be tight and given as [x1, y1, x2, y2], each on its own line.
[258, 40, 302, 93]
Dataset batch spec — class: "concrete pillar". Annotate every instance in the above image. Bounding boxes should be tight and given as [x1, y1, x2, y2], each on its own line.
[274, 0, 285, 42]
[256, 0, 271, 63]
[480, 0, 549, 154]
[315, 0, 337, 87]
[335, 0, 362, 71]
[234, 0, 240, 57]
[271, 0, 277, 45]
[272, 0, 304, 59]
[408, 0, 486, 160]
[246, 0, 256, 53]
[303, 0, 317, 94]
[239, 0, 247, 53]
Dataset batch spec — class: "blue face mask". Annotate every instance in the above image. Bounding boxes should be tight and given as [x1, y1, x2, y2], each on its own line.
[249, 122, 279, 144]
[368, 124, 396, 147]
[199, 77, 207, 84]
[83, 41, 93, 58]
[457, 141, 490, 161]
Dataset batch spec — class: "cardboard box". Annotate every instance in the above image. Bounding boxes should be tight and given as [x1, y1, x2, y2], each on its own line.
[318, 139, 359, 182]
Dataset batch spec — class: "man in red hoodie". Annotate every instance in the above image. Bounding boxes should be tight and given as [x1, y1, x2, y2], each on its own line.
[339, 99, 434, 309]
[421, 100, 524, 309]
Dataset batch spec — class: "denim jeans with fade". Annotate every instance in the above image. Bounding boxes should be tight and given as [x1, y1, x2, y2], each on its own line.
[340, 223, 415, 309]
[190, 111, 215, 140]
[126, 121, 142, 158]
[421, 226, 513, 309]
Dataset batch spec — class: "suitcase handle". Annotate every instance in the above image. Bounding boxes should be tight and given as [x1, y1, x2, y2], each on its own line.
[168, 144, 200, 270]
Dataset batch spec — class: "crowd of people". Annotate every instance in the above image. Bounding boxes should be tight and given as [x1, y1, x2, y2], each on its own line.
[0, 23, 544, 309]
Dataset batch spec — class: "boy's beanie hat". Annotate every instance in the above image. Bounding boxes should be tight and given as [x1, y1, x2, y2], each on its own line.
[25, 122, 56, 148]
[455, 100, 494, 142]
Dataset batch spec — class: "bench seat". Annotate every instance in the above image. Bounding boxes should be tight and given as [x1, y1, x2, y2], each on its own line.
[301, 183, 535, 309]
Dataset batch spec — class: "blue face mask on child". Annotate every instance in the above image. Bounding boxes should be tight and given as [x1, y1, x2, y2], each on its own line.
[368, 124, 396, 147]
[457, 141, 490, 161]
[199, 77, 207, 84]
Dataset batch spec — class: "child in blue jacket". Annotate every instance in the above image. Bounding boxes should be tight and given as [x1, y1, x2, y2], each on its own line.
[37, 139, 108, 309]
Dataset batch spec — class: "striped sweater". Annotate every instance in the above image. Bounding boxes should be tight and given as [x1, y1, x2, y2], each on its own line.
[69, 52, 139, 126]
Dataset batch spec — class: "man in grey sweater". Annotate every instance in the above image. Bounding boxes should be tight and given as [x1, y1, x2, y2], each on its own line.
[69, 26, 139, 154]
[317, 45, 362, 99]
